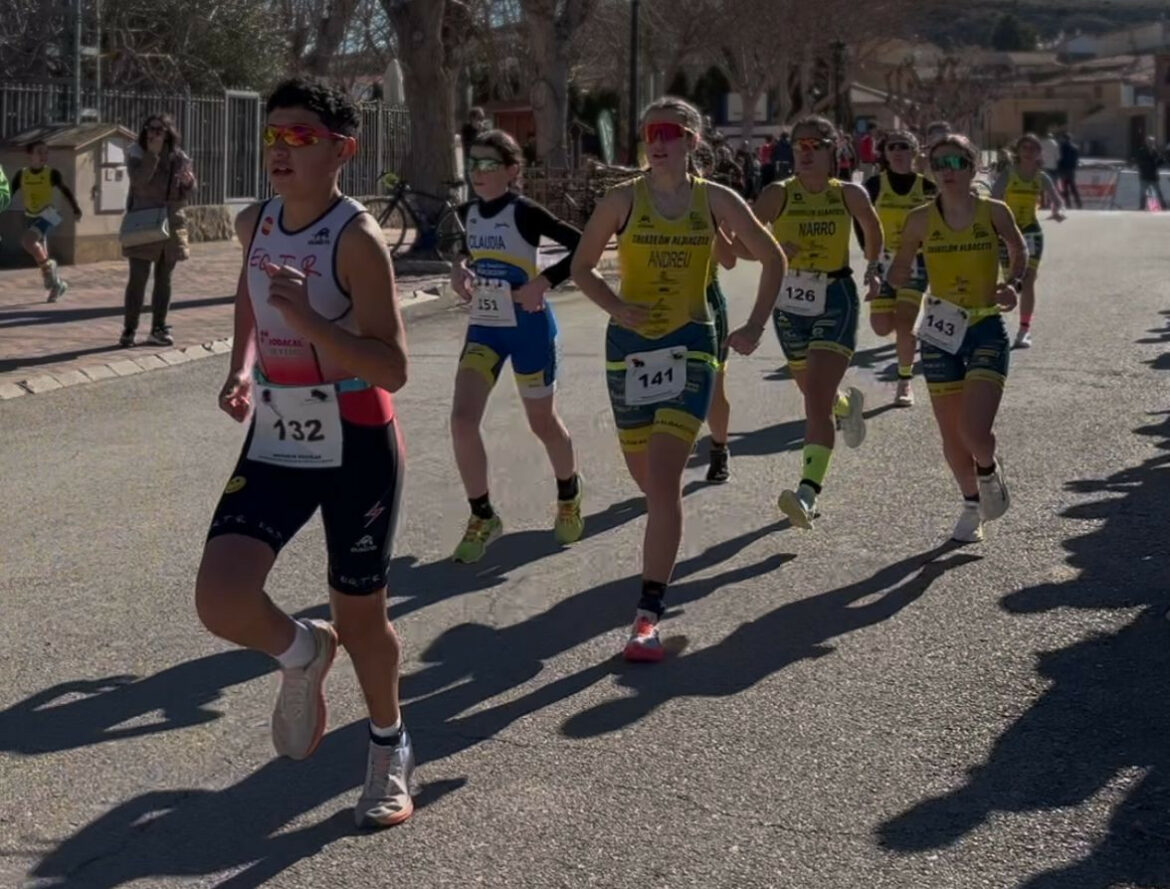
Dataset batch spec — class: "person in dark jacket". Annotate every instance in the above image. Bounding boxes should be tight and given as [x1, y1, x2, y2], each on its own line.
[1133, 135, 1166, 210]
[120, 113, 196, 347]
[1056, 132, 1081, 209]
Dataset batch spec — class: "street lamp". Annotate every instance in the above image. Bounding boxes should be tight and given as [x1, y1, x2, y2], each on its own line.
[628, 0, 640, 165]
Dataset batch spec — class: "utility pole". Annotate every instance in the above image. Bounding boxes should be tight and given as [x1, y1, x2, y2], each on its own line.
[73, 0, 83, 123]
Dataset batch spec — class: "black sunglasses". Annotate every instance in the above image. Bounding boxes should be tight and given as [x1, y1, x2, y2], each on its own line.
[885, 142, 913, 151]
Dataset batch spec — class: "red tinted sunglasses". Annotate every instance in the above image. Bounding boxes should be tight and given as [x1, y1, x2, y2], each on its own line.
[263, 124, 350, 148]
[643, 122, 693, 144]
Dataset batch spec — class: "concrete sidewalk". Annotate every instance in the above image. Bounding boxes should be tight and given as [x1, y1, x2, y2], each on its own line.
[0, 240, 453, 398]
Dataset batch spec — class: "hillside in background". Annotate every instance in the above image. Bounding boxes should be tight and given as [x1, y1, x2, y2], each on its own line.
[915, 0, 1168, 50]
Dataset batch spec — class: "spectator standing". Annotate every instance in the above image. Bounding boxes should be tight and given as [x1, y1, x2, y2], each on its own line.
[120, 114, 196, 347]
[759, 134, 776, 186]
[461, 107, 488, 180]
[1134, 135, 1166, 210]
[857, 129, 878, 179]
[1057, 132, 1082, 209]
[773, 130, 794, 180]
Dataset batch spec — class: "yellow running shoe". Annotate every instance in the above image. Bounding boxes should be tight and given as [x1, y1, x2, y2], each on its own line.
[452, 514, 503, 563]
[553, 476, 585, 545]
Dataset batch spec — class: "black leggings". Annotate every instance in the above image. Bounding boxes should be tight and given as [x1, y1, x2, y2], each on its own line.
[123, 257, 175, 334]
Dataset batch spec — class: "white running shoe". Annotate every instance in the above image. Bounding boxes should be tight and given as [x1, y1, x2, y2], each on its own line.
[355, 729, 416, 828]
[1014, 329, 1032, 349]
[977, 460, 1011, 521]
[951, 502, 984, 543]
[778, 483, 818, 530]
[837, 386, 866, 448]
[894, 379, 914, 407]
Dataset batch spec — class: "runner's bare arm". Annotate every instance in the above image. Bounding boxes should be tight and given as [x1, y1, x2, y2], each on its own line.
[843, 182, 883, 262]
[228, 204, 261, 377]
[313, 214, 408, 392]
[730, 181, 784, 259]
[709, 184, 786, 333]
[990, 200, 1028, 282]
[990, 171, 1008, 200]
[887, 206, 927, 290]
[714, 226, 737, 270]
[571, 185, 633, 318]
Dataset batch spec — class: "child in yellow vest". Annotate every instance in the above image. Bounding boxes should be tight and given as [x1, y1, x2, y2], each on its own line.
[10, 139, 82, 302]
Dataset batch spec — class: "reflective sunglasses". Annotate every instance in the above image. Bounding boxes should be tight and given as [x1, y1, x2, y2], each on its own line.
[795, 137, 833, 151]
[468, 156, 505, 172]
[643, 122, 693, 144]
[930, 154, 973, 172]
[263, 124, 349, 148]
[885, 141, 913, 151]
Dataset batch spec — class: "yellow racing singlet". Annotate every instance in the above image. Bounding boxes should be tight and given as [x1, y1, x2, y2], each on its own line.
[616, 176, 715, 339]
[921, 196, 1000, 310]
[875, 172, 929, 253]
[20, 167, 53, 216]
[771, 177, 852, 273]
[1003, 168, 1041, 229]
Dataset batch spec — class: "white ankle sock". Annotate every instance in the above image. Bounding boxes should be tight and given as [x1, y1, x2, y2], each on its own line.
[370, 717, 403, 739]
[275, 620, 316, 669]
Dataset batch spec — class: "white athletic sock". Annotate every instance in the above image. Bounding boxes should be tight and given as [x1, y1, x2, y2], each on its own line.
[275, 620, 316, 670]
[370, 717, 403, 740]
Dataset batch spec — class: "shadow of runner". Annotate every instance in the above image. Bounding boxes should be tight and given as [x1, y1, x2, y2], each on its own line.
[0, 496, 655, 756]
[877, 409, 1170, 887]
[25, 720, 465, 889]
[25, 523, 791, 888]
[561, 542, 977, 739]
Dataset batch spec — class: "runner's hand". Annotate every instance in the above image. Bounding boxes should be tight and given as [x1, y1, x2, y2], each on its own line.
[451, 266, 475, 303]
[219, 371, 252, 422]
[995, 283, 1018, 311]
[514, 277, 550, 313]
[726, 322, 764, 356]
[611, 302, 651, 330]
[264, 261, 319, 334]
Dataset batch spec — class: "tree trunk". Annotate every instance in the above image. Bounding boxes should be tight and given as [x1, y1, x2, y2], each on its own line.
[740, 87, 761, 139]
[526, 12, 571, 168]
[384, 0, 457, 256]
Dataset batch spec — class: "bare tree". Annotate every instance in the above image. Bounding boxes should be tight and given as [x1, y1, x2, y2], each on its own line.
[382, 0, 473, 244]
[518, 0, 601, 167]
[884, 51, 1005, 136]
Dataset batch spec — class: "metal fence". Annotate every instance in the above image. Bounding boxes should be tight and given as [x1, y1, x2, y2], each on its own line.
[0, 81, 410, 205]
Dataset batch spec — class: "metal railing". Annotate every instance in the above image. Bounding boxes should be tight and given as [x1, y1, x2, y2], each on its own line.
[0, 81, 410, 206]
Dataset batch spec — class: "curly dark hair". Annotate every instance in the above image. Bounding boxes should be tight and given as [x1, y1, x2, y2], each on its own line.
[472, 129, 523, 167]
[266, 77, 361, 137]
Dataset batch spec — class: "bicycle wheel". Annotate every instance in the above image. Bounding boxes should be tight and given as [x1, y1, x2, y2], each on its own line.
[435, 206, 466, 263]
[363, 197, 411, 255]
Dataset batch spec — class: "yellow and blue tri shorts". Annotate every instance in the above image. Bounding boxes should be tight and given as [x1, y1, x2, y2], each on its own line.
[920, 312, 1010, 397]
[706, 279, 729, 367]
[771, 275, 859, 372]
[1000, 222, 1043, 274]
[605, 320, 718, 453]
[873, 254, 928, 316]
[458, 305, 559, 399]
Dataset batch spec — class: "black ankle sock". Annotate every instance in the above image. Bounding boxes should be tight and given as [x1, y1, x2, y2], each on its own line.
[637, 580, 667, 617]
[897, 370, 913, 380]
[976, 462, 997, 477]
[556, 473, 579, 502]
[711, 440, 728, 454]
[469, 494, 494, 519]
[964, 493, 980, 503]
[799, 478, 823, 495]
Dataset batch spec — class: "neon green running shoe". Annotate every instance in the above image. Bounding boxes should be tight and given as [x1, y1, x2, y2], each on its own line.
[452, 514, 502, 563]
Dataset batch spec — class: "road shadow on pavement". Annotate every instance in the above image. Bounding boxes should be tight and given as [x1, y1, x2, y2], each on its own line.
[765, 341, 898, 383]
[877, 350, 1170, 884]
[23, 522, 790, 888]
[0, 294, 233, 331]
[560, 542, 977, 739]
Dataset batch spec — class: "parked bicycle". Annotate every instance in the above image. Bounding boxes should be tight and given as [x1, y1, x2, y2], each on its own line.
[364, 172, 465, 261]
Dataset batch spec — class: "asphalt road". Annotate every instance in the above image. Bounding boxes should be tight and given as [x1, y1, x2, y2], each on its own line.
[2, 211, 1168, 889]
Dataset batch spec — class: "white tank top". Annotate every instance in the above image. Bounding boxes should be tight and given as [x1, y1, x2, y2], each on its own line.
[465, 198, 540, 287]
[245, 196, 365, 385]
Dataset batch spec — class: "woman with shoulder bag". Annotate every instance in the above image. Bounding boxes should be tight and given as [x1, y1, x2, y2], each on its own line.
[119, 113, 196, 347]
